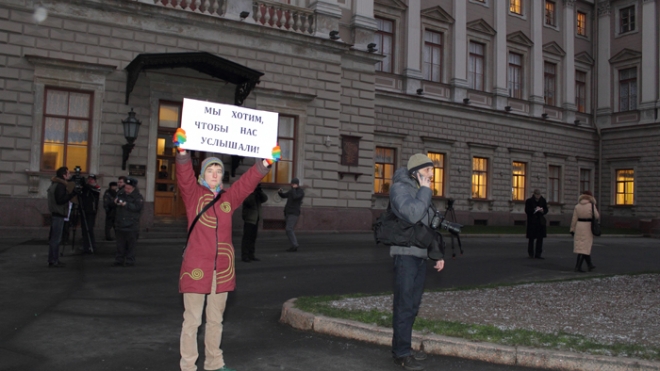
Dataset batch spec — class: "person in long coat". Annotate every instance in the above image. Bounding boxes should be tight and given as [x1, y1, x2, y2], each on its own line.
[570, 190, 600, 272]
[525, 189, 548, 259]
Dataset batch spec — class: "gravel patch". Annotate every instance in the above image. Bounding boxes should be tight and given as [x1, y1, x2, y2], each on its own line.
[329, 274, 660, 348]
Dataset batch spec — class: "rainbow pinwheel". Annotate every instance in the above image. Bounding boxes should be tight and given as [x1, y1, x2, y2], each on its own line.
[272, 145, 281, 161]
[173, 128, 187, 153]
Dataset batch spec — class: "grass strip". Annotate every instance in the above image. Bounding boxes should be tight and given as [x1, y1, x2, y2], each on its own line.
[460, 225, 640, 235]
[294, 291, 660, 361]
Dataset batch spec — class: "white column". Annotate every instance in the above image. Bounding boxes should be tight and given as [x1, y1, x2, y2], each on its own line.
[562, 0, 576, 121]
[596, 2, 611, 116]
[451, 0, 468, 101]
[492, 0, 508, 109]
[310, 0, 342, 39]
[640, 0, 657, 114]
[529, 0, 545, 115]
[350, 0, 377, 50]
[403, 0, 422, 79]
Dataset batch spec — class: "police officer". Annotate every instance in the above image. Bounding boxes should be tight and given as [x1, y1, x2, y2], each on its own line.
[113, 177, 143, 267]
[80, 174, 100, 254]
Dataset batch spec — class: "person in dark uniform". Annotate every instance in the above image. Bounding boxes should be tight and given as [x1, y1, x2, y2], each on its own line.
[525, 189, 548, 259]
[80, 174, 101, 254]
[113, 177, 143, 267]
[103, 182, 118, 241]
[278, 178, 304, 252]
[241, 183, 268, 262]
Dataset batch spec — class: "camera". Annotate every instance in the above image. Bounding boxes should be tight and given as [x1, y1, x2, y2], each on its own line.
[430, 211, 462, 235]
[70, 165, 85, 187]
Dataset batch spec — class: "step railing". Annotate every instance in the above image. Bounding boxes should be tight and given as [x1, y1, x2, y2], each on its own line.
[146, 0, 227, 17]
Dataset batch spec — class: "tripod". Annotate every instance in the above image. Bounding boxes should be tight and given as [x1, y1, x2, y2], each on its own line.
[61, 196, 94, 256]
[444, 199, 463, 258]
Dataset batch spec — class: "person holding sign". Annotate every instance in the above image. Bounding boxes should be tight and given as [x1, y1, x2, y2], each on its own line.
[174, 128, 277, 371]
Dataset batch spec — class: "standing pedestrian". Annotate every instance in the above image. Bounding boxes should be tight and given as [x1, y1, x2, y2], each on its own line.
[390, 154, 445, 371]
[103, 182, 118, 241]
[241, 184, 268, 262]
[278, 178, 304, 252]
[80, 174, 100, 254]
[175, 143, 272, 371]
[525, 189, 548, 259]
[112, 177, 143, 267]
[570, 190, 599, 272]
[46, 167, 77, 268]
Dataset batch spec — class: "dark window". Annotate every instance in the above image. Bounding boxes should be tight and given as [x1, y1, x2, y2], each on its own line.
[576, 70, 587, 113]
[374, 17, 394, 73]
[548, 165, 561, 202]
[508, 52, 523, 99]
[423, 30, 443, 82]
[544, 62, 557, 106]
[620, 6, 635, 34]
[468, 42, 485, 91]
[580, 169, 591, 194]
[619, 67, 637, 111]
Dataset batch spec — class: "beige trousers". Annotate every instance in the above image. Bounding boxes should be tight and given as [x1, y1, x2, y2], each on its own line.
[180, 272, 228, 371]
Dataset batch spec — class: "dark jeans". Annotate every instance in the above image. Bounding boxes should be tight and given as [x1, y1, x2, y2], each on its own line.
[392, 255, 427, 359]
[105, 214, 115, 240]
[115, 230, 138, 264]
[285, 214, 299, 248]
[81, 212, 97, 252]
[48, 215, 65, 264]
[528, 238, 543, 258]
[241, 222, 258, 259]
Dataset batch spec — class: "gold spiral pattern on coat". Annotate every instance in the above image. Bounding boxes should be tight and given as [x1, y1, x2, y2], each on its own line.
[220, 202, 231, 213]
[181, 268, 204, 281]
[215, 243, 235, 284]
[196, 194, 217, 229]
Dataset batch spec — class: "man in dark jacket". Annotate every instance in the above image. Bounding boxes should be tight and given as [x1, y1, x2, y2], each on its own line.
[278, 178, 304, 252]
[103, 181, 118, 241]
[525, 189, 549, 259]
[390, 154, 445, 371]
[47, 166, 77, 267]
[80, 174, 101, 254]
[241, 184, 268, 262]
[113, 177, 143, 267]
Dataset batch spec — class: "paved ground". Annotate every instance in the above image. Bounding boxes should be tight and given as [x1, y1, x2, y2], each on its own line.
[0, 231, 658, 371]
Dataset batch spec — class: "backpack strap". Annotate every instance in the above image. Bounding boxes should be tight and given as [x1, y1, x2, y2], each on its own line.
[182, 189, 225, 256]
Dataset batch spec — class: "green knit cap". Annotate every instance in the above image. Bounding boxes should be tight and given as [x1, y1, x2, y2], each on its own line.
[407, 153, 434, 173]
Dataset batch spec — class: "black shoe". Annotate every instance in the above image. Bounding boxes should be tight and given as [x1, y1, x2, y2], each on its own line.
[112, 262, 124, 267]
[250, 256, 260, 261]
[241, 257, 251, 262]
[48, 262, 66, 268]
[588, 265, 596, 271]
[394, 355, 424, 371]
[412, 350, 427, 361]
[125, 263, 134, 267]
[535, 256, 545, 260]
[286, 247, 298, 252]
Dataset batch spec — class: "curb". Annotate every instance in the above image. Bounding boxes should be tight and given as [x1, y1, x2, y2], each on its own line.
[280, 298, 660, 371]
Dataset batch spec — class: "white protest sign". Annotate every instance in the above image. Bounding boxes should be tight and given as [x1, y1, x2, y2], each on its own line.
[180, 98, 279, 159]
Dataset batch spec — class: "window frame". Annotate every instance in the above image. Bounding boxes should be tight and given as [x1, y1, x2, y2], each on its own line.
[547, 165, 561, 203]
[544, 62, 557, 106]
[508, 52, 523, 99]
[618, 67, 638, 112]
[40, 87, 94, 173]
[576, 10, 587, 37]
[262, 114, 297, 185]
[468, 41, 485, 91]
[511, 161, 527, 201]
[615, 169, 635, 205]
[427, 151, 445, 197]
[545, 1, 556, 27]
[374, 146, 396, 195]
[619, 5, 636, 34]
[374, 16, 395, 74]
[579, 168, 591, 195]
[509, 0, 523, 16]
[422, 29, 443, 83]
[471, 156, 489, 199]
[575, 70, 587, 113]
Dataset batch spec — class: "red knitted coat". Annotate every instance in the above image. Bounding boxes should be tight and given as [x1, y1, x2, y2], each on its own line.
[176, 152, 269, 294]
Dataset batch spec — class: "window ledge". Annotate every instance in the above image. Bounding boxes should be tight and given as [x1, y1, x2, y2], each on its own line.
[610, 204, 635, 208]
[338, 171, 363, 181]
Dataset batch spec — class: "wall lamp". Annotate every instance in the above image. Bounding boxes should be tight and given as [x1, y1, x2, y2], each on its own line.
[329, 30, 340, 40]
[463, 98, 470, 104]
[574, 119, 580, 125]
[541, 113, 549, 119]
[121, 108, 141, 170]
[367, 43, 377, 53]
[504, 106, 512, 112]
[239, 11, 250, 19]
[416, 88, 424, 95]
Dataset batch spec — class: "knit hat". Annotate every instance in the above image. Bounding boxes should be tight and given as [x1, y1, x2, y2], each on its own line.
[407, 154, 434, 173]
[198, 157, 224, 192]
[109, 182, 117, 187]
[582, 190, 593, 197]
[291, 178, 300, 185]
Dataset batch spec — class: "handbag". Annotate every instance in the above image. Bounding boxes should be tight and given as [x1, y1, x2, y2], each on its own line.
[182, 190, 225, 257]
[591, 203, 601, 237]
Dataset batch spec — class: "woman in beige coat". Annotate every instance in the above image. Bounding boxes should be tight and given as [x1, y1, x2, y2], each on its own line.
[570, 190, 600, 272]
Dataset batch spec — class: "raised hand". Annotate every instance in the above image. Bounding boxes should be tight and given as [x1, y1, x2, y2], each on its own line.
[265, 144, 281, 166]
[173, 128, 187, 153]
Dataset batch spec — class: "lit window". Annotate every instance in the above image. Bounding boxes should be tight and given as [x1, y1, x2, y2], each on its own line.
[619, 67, 637, 112]
[545, 1, 556, 26]
[41, 88, 92, 172]
[548, 165, 561, 202]
[580, 169, 591, 194]
[423, 30, 443, 83]
[374, 17, 394, 73]
[374, 147, 396, 194]
[508, 52, 523, 99]
[428, 152, 444, 197]
[544, 62, 557, 106]
[512, 162, 526, 201]
[577, 11, 587, 36]
[263, 115, 296, 184]
[471, 157, 488, 199]
[615, 169, 634, 205]
[468, 42, 485, 91]
[620, 6, 635, 34]
[510, 0, 522, 15]
[576, 70, 587, 113]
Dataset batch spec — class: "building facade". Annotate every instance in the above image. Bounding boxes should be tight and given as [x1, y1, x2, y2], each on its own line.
[0, 0, 658, 233]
